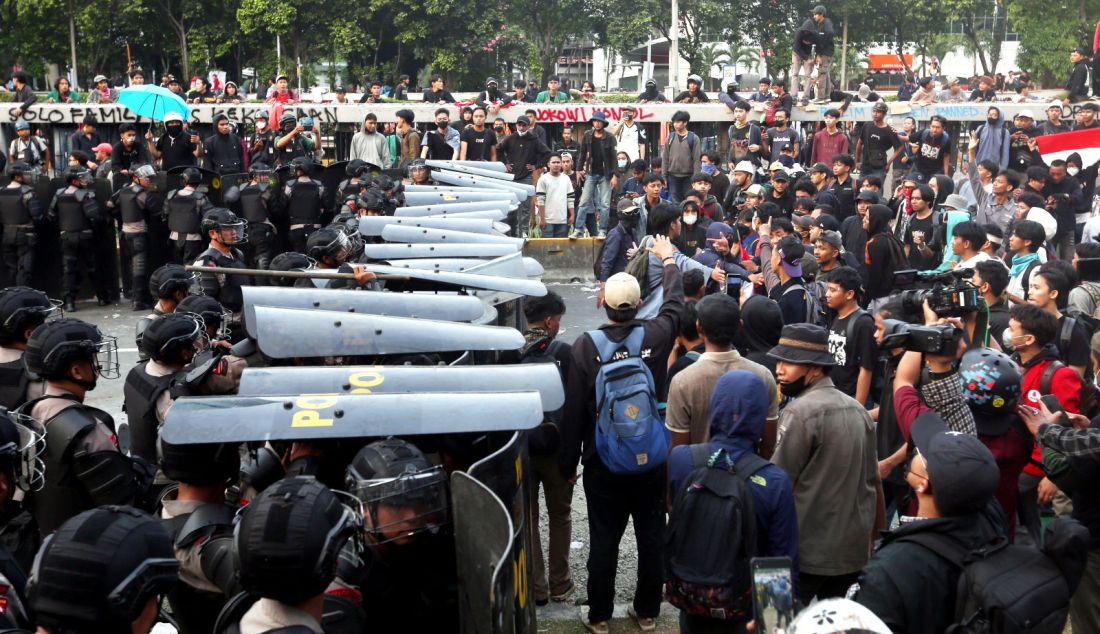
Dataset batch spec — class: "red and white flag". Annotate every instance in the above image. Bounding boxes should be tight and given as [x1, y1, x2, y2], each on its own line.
[1035, 126, 1100, 166]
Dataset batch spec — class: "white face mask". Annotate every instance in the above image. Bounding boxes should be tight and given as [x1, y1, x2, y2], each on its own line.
[683, 213, 698, 225]
[1068, 166, 1081, 176]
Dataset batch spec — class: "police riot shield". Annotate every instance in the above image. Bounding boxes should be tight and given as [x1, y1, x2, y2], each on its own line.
[29, 177, 66, 296]
[436, 160, 509, 173]
[404, 185, 520, 204]
[425, 210, 508, 222]
[431, 171, 534, 197]
[240, 285, 487, 337]
[160, 391, 543, 445]
[381, 225, 523, 247]
[425, 160, 517, 181]
[387, 257, 517, 275]
[364, 263, 546, 296]
[394, 201, 515, 217]
[452, 471, 516, 634]
[403, 191, 517, 207]
[358, 216, 496, 237]
[167, 165, 224, 204]
[362, 243, 519, 260]
[237, 364, 564, 411]
[462, 431, 536, 633]
[320, 161, 348, 213]
[251, 306, 524, 358]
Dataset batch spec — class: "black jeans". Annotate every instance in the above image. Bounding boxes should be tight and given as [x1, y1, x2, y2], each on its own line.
[667, 174, 692, 203]
[583, 460, 666, 624]
[798, 571, 859, 606]
[122, 232, 152, 305]
[61, 230, 107, 301]
[1, 225, 35, 287]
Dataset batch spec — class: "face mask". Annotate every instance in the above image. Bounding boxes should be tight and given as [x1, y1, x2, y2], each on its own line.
[987, 117, 998, 126]
[621, 215, 639, 227]
[1068, 166, 1081, 176]
[617, 160, 628, 169]
[256, 120, 267, 130]
[518, 129, 529, 136]
[701, 164, 717, 175]
[166, 123, 183, 136]
[682, 213, 698, 225]
[494, 126, 504, 132]
[779, 375, 809, 398]
[1001, 328, 1016, 352]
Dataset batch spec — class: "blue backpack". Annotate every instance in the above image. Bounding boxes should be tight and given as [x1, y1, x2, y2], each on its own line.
[588, 327, 670, 474]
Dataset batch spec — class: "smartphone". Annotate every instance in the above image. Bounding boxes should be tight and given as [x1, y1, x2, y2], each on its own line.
[751, 556, 795, 633]
[1040, 394, 1066, 422]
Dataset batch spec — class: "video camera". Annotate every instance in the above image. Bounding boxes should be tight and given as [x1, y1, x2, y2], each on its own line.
[892, 268, 982, 318]
[880, 319, 963, 355]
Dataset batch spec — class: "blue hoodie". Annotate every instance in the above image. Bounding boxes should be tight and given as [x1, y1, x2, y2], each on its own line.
[974, 106, 1010, 168]
[667, 370, 801, 587]
[693, 222, 748, 294]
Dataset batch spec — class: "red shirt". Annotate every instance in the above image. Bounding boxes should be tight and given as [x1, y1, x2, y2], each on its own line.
[1020, 358, 1081, 477]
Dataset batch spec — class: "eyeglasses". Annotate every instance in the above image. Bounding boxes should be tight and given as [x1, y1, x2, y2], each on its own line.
[903, 452, 930, 481]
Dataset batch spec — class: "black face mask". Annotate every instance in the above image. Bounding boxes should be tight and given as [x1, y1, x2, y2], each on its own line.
[165, 123, 183, 136]
[987, 117, 998, 126]
[620, 215, 639, 227]
[779, 375, 810, 398]
[438, 122, 448, 130]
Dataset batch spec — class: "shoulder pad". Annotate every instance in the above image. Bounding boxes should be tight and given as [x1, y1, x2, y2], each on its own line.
[197, 247, 221, 261]
[175, 503, 236, 549]
[73, 189, 88, 201]
[41, 405, 100, 462]
[19, 185, 33, 195]
[166, 190, 178, 200]
[310, 179, 323, 186]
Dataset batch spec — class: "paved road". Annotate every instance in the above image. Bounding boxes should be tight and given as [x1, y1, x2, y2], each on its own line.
[69, 280, 677, 630]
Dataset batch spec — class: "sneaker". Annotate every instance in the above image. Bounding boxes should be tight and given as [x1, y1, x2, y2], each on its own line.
[550, 582, 576, 602]
[812, 97, 829, 104]
[597, 230, 606, 239]
[569, 229, 583, 240]
[628, 606, 657, 632]
[132, 301, 154, 312]
[583, 620, 610, 634]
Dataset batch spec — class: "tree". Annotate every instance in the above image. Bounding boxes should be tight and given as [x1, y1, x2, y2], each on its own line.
[1008, 0, 1088, 85]
[694, 43, 729, 89]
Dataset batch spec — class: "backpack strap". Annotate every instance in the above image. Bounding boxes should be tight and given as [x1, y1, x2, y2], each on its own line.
[1040, 359, 1065, 396]
[588, 326, 645, 364]
[684, 350, 702, 361]
[1059, 318, 1076, 364]
[845, 309, 871, 343]
[1083, 283, 1100, 315]
[689, 443, 714, 469]
[732, 452, 772, 482]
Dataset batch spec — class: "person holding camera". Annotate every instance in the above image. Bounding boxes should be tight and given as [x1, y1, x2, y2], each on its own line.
[420, 108, 461, 160]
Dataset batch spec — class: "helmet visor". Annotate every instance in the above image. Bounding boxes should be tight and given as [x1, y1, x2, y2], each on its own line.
[218, 221, 248, 245]
[94, 335, 120, 379]
[349, 465, 450, 544]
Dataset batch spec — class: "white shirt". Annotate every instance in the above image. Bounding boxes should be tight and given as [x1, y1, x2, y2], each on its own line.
[535, 172, 574, 224]
[615, 121, 645, 161]
[957, 251, 995, 270]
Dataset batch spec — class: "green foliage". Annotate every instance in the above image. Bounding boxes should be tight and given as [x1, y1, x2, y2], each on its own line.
[1008, 0, 1087, 84]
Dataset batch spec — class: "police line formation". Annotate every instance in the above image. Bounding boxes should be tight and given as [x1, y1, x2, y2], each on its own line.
[0, 105, 1099, 634]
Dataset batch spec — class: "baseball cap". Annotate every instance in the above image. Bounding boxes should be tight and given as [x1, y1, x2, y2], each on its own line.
[164, 111, 184, 123]
[776, 235, 804, 277]
[810, 162, 830, 174]
[745, 184, 765, 197]
[617, 198, 640, 214]
[515, 115, 531, 126]
[792, 214, 815, 229]
[788, 598, 890, 633]
[604, 272, 641, 310]
[733, 161, 756, 175]
[812, 214, 840, 232]
[911, 412, 999, 516]
[92, 143, 114, 154]
[1016, 109, 1035, 120]
[13, 120, 29, 131]
[768, 161, 786, 172]
[873, 101, 889, 113]
[942, 194, 969, 211]
[856, 190, 880, 203]
[93, 74, 108, 83]
[817, 230, 843, 250]
[1048, 101, 1064, 111]
[771, 169, 790, 182]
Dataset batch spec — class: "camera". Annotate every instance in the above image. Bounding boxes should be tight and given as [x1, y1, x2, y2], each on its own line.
[880, 320, 963, 354]
[893, 268, 981, 318]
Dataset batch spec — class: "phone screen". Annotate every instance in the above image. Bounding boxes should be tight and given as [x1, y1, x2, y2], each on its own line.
[1040, 394, 1066, 421]
[752, 556, 795, 633]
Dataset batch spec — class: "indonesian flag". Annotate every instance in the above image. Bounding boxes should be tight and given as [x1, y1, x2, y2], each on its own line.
[1036, 127, 1100, 166]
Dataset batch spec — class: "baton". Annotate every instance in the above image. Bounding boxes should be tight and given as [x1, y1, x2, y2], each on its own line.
[184, 265, 410, 281]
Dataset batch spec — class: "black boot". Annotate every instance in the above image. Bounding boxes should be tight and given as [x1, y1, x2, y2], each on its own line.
[64, 298, 77, 312]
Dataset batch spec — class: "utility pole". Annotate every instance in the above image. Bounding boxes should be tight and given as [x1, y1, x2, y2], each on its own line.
[840, 17, 849, 89]
[68, 0, 79, 89]
[669, 0, 680, 94]
[276, 35, 282, 77]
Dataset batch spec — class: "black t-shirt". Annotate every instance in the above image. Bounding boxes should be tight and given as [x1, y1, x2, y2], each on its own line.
[1058, 314, 1092, 370]
[903, 211, 941, 270]
[859, 122, 902, 170]
[827, 309, 877, 399]
[589, 136, 606, 176]
[157, 133, 198, 170]
[766, 127, 799, 162]
[913, 130, 952, 176]
[727, 123, 762, 163]
[460, 127, 497, 161]
[423, 129, 455, 160]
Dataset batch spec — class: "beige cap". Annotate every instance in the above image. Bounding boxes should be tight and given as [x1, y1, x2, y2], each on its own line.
[745, 184, 766, 197]
[604, 272, 641, 309]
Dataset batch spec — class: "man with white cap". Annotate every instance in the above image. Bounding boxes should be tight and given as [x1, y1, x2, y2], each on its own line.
[853, 411, 1003, 633]
[722, 160, 757, 211]
[1041, 102, 1071, 136]
[1006, 109, 1042, 173]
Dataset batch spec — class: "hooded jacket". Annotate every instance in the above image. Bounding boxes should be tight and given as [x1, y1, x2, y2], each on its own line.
[692, 222, 749, 292]
[974, 107, 1010, 168]
[667, 371, 800, 584]
[736, 295, 783, 374]
[864, 204, 907, 301]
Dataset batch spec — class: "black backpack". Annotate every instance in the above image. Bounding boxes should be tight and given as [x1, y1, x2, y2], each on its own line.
[895, 517, 1089, 633]
[665, 445, 770, 621]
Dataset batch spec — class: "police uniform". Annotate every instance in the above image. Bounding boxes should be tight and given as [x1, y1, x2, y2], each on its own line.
[160, 498, 238, 634]
[49, 186, 108, 305]
[0, 182, 42, 287]
[194, 246, 252, 316]
[110, 184, 163, 307]
[134, 305, 169, 361]
[164, 187, 213, 263]
[283, 177, 324, 253]
[239, 182, 281, 272]
[335, 177, 366, 203]
[239, 598, 323, 634]
[0, 347, 44, 410]
[18, 386, 141, 536]
[122, 359, 180, 462]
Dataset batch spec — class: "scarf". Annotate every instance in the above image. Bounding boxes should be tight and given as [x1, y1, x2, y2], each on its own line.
[1009, 252, 1040, 277]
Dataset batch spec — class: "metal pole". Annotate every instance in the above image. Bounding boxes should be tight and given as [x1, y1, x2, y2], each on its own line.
[276, 36, 282, 77]
[68, 0, 79, 90]
[183, 265, 409, 281]
[669, 0, 680, 93]
[840, 17, 849, 89]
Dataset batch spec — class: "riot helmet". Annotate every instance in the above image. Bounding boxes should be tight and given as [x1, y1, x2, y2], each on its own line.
[176, 294, 232, 343]
[290, 156, 313, 176]
[345, 159, 367, 178]
[0, 286, 61, 346]
[0, 406, 45, 493]
[180, 167, 202, 186]
[407, 158, 429, 181]
[157, 437, 240, 486]
[234, 476, 359, 604]
[140, 312, 206, 363]
[306, 226, 351, 265]
[249, 161, 272, 177]
[27, 506, 178, 634]
[23, 318, 119, 382]
[358, 190, 385, 216]
[131, 163, 156, 183]
[346, 438, 450, 545]
[64, 165, 93, 188]
[269, 252, 314, 286]
[148, 263, 199, 301]
[5, 160, 35, 182]
[279, 111, 297, 131]
[201, 207, 248, 245]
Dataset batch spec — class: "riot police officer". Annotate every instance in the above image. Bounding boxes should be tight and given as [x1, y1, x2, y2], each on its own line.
[124, 313, 205, 462]
[48, 166, 109, 312]
[194, 208, 252, 318]
[273, 111, 315, 167]
[17, 318, 151, 536]
[109, 164, 162, 311]
[26, 506, 178, 634]
[171, 294, 247, 395]
[137, 263, 198, 357]
[300, 226, 376, 290]
[268, 251, 314, 286]
[0, 407, 41, 629]
[336, 159, 371, 202]
[238, 162, 281, 272]
[158, 437, 241, 634]
[373, 176, 402, 215]
[407, 158, 435, 186]
[283, 156, 324, 253]
[357, 189, 386, 217]
[0, 287, 57, 410]
[164, 166, 214, 264]
[229, 476, 359, 634]
[0, 161, 43, 287]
